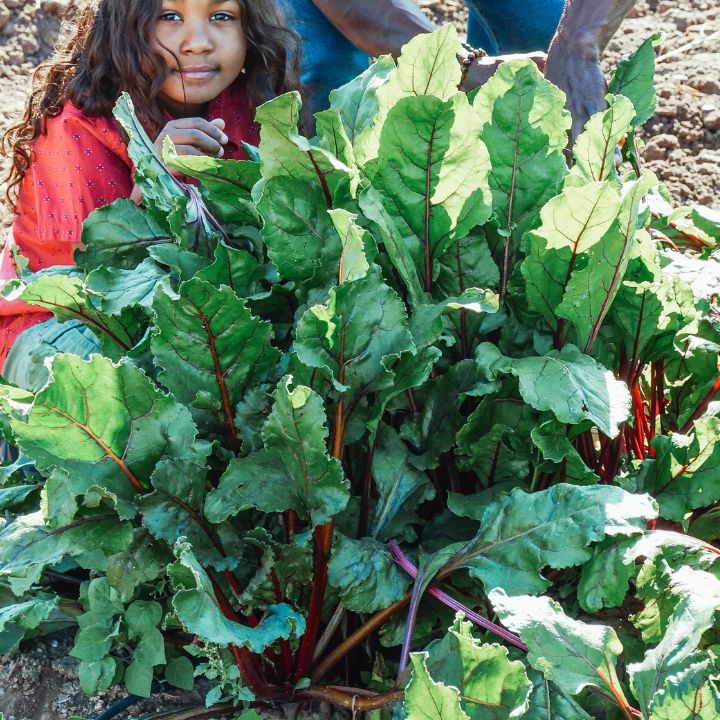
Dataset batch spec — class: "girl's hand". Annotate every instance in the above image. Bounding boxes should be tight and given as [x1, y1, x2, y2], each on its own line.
[154, 117, 228, 159]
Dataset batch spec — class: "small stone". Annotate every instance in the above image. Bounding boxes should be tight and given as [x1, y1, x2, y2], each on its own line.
[703, 111, 720, 131]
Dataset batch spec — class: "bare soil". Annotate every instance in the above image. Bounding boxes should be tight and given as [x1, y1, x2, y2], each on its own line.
[0, 0, 717, 718]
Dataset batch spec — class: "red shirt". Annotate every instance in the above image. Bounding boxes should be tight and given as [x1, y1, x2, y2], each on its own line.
[0, 79, 259, 368]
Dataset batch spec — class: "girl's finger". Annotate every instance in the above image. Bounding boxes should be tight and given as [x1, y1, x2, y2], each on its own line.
[172, 144, 208, 157]
[165, 117, 228, 144]
[164, 129, 224, 156]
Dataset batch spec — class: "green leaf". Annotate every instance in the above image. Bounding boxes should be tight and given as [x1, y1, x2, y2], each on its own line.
[473, 60, 570, 247]
[401, 360, 484, 470]
[151, 278, 279, 442]
[522, 669, 593, 720]
[77, 199, 172, 272]
[195, 241, 263, 297]
[78, 656, 118, 696]
[608, 33, 663, 126]
[328, 534, 410, 612]
[556, 171, 658, 352]
[256, 92, 353, 199]
[0, 593, 60, 653]
[649, 681, 720, 720]
[205, 377, 348, 528]
[636, 420, 720, 521]
[257, 176, 341, 287]
[457, 419, 530, 488]
[629, 566, 720, 717]
[361, 93, 492, 304]
[521, 180, 622, 333]
[530, 419, 598, 485]
[0, 511, 133, 595]
[2, 275, 140, 357]
[165, 656, 195, 691]
[577, 536, 638, 612]
[425, 615, 532, 719]
[570, 95, 635, 183]
[405, 652, 470, 720]
[125, 661, 154, 697]
[86, 258, 169, 315]
[490, 589, 631, 704]
[609, 273, 696, 368]
[370, 426, 435, 541]
[295, 272, 415, 405]
[105, 530, 169, 603]
[11, 354, 200, 519]
[329, 54, 396, 150]
[512, 345, 631, 437]
[138, 459, 225, 569]
[329, 208, 372, 284]
[171, 542, 305, 653]
[449, 483, 655, 595]
[162, 149, 261, 227]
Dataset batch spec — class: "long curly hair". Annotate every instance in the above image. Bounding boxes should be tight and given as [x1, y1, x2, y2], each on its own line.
[1, 0, 301, 210]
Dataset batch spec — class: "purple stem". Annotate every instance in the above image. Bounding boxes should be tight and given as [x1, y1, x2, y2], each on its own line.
[389, 542, 642, 718]
[388, 541, 528, 652]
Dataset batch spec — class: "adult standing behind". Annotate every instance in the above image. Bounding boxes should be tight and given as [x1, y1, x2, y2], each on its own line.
[285, 0, 637, 142]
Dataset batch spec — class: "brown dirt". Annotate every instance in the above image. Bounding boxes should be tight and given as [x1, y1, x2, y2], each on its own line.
[0, 0, 717, 717]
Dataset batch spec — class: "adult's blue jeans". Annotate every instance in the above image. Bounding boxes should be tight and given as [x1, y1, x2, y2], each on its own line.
[465, 0, 565, 55]
[285, 0, 565, 114]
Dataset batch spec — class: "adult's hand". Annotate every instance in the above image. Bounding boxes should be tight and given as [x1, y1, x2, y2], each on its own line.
[460, 51, 547, 92]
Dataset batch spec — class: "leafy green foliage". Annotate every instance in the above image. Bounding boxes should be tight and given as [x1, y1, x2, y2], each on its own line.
[0, 27, 717, 719]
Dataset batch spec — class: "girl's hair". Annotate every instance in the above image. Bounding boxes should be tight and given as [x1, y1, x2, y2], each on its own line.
[1, 0, 301, 210]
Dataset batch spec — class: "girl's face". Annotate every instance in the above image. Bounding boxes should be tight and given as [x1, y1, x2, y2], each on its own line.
[154, 0, 247, 117]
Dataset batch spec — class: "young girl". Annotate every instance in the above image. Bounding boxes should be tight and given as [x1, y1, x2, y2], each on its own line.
[0, 0, 299, 387]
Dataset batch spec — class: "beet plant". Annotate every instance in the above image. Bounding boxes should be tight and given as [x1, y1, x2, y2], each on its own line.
[0, 26, 718, 720]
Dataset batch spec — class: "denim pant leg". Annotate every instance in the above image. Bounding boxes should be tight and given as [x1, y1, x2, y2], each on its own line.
[3, 319, 101, 392]
[279, 0, 371, 113]
[465, 0, 565, 53]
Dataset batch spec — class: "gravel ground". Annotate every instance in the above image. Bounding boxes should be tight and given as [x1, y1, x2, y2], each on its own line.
[0, 0, 717, 718]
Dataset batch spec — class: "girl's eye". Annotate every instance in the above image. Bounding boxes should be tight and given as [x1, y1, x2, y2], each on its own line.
[210, 12, 236, 22]
[158, 11, 181, 21]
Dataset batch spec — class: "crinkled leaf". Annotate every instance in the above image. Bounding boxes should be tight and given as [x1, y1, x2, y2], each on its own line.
[570, 95, 635, 183]
[635, 422, 720, 521]
[86, 258, 169, 315]
[361, 93, 492, 304]
[473, 60, 570, 249]
[171, 542, 305, 653]
[2, 275, 140, 358]
[328, 534, 410, 613]
[195, 241, 263, 297]
[258, 176, 341, 287]
[488, 344, 631, 438]
[77, 199, 172, 272]
[447, 484, 656, 595]
[138, 459, 226, 570]
[629, 566, 720, 717]
[295, 271, 415, 405]
[425, 615, 532, 719]
[10, 355, 200, 519]
[151, 278, 279, 442]
[405, 652, 470, 720]
[490, 589, 630, 704]
[521, 180, 621, 331]
[205, 377, 348, 528]
[370, 426, 435, 541]
[557, 172, 658, 352]
[0, 511, 133, 595]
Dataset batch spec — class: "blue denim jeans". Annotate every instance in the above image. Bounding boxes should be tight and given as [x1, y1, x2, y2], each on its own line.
[3, 319, 100, 392]
[465, 0, 565, 55]
[285, 0, 565, 114]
